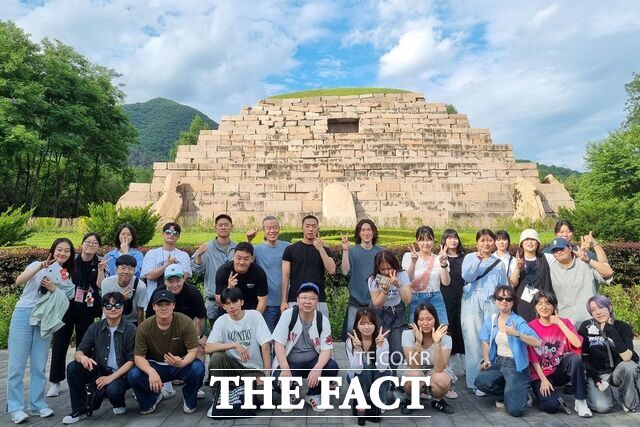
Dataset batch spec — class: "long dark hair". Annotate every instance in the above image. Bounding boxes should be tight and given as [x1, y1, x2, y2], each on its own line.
[355, 219, 378, 246]
[440, 228, 466, 255]
[114, 223, 138, 249]
[413, 302, 440, 332]
[48, 237, 76, 275]
[352, 308, 380, 353]
[370, 250, 403, 279]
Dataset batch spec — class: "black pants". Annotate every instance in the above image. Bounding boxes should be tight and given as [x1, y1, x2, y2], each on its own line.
[532, 353, 587, 413]
[50, 304, 96, 382]
[67, 361, 129, 412]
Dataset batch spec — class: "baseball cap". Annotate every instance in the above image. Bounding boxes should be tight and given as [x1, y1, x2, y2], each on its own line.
[164, 264, 184, 280]
[547, 237, 571, 252]
[152, 289, 176, 304]
[297, 282, 320, 296]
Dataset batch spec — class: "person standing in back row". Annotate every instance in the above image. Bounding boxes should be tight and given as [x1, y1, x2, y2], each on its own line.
[281, 215, 335, 318]
[191, 214, 237, 325]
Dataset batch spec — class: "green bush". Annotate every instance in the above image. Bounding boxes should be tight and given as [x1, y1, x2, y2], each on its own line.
[0, 206, 35, 246]
[600, 284, 640, 332]
[0, 292, 19, 348]
[85, 202, 160, 246]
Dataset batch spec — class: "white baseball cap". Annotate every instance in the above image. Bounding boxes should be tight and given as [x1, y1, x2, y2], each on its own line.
[519, 229, 540, 244]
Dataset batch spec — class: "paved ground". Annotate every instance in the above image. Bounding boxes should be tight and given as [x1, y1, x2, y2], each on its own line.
[1, 343, 640, 426]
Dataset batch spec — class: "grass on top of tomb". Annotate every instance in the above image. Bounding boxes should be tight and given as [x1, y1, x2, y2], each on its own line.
[13, 228, 556, 250]
[268, 87, 410, 99]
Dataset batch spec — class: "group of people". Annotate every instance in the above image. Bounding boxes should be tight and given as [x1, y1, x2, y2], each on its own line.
[5, 214, 640, 424]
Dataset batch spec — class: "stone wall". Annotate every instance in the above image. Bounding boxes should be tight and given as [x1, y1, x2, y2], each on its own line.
[118, 92, 574, 227]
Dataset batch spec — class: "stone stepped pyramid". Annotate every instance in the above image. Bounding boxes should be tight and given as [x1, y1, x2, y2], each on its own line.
[118, 92, 574, 226]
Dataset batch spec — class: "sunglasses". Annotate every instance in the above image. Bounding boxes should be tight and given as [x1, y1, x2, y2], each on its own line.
[495, 296, 514, 302]
[103, 302, 124, 310]
[164, 230, 180, 236]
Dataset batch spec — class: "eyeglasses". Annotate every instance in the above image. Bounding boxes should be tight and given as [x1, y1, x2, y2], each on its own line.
[103, 303, 124, 310]
[299, 296, 318, 302]
[495, 296, 514, 302]
[164, 230, 180, 236]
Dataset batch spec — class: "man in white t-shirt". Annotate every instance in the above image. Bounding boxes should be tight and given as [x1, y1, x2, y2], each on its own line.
[100, 255, 147, 326]
[141, 222, 192, 299]
[205, 287, 271, 385]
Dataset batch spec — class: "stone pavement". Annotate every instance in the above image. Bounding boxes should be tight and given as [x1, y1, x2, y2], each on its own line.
[1, 343, 640, 426]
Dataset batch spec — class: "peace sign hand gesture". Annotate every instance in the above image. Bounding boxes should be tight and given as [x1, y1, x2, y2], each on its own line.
[408, 244, 419, 263]
[228, 271, 239, 288]
[346, 330, 362, 352]
[505, 321, 520, 338]
[376, 327, 390, 347]
[40, 254, 54, 270]
[438, 244, 448, 265]
[515, 250, 523, 270]
[340, 233, 350, 252]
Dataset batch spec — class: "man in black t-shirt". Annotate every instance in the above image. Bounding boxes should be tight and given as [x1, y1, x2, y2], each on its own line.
[280, 214, 335, 318]
[215, 242, 268, 313]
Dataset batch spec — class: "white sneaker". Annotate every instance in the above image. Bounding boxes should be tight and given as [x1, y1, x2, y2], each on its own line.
[280, 394, 297, 413]
[574, 399, 592, 418]
[161, 387, 176, 400]
[474, 388, 487, 397]
[140, 393, 164, 415]
[47, 382, 60, 397]
[197, 387, 206, 399]
[10, 410, 29, 424]
[62, 410, 88, 424]
[36, 407, 54, 418]
[495, 400, 505, 409]
[112, 407, 126, 415]
[183, 398, 197, 414]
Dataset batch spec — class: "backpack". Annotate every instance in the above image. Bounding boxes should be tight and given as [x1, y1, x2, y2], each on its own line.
[288, 305, 323, 337]
[123, 278, 139, 316]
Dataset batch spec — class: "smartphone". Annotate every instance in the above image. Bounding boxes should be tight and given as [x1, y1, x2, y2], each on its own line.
[375, 274, 391, 287]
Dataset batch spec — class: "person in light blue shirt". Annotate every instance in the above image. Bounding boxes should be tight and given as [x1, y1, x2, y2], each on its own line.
[248, 216, 290, 332]
[104, 224, 144, 278]
[460, 229, 508, 394]
[474, 285, 540, 417]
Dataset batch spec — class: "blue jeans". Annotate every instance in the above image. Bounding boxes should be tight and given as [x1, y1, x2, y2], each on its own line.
[460, 291, 497, 388]
[475, 356, 531, 417]
[409, 291, 448, 325]
[6, 307, 52, 413]
[262, 306, 281, 333]
[347, 366, 392, 404]
[127, 359, 205, 411]
[274, 357, 339, 395]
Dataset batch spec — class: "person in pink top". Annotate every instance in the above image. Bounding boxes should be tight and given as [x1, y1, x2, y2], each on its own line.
[528, 290, 592, 417]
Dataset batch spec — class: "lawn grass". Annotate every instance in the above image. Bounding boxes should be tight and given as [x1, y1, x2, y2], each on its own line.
[269, 87, 410, 99]
[9, 228, 556, 250]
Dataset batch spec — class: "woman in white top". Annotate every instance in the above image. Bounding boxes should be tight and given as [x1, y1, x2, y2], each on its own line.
[345, 308, 391, 423]
[6, 238, 75, 424]
[400, 302, 455, 415]
[494, 230, 516, 278]
[402, 226, 450, 325]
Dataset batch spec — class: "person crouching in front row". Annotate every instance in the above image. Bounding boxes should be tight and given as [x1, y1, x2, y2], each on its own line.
[62, 292, 136, 424]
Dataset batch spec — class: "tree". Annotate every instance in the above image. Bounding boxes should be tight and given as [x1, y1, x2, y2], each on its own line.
[446, 104, 458, 114]
[0, 20, 137, 217]
[624, 72, 640, 128]
[168, 114, 209, 161]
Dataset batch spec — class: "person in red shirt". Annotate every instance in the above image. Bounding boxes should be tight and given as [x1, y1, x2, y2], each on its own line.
[528, 290, 591, 417]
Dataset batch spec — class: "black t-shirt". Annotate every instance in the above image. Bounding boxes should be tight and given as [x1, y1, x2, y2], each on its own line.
[579, 319, 639, 379]
[146, 283, 206, 320]
[215, 261, 268, 311]
[282, 241, 333, 302]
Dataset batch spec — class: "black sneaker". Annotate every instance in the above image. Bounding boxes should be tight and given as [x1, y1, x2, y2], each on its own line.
[62, 410, 89, 424]
[431, 399, 454, 414]
[400, 399, 413, 415]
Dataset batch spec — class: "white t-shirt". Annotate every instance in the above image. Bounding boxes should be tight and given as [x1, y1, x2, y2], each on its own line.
[100, 276, 147, 324]
[401, 329, 452, 369]
[16, 261, 73, 308]
[368, 270, 410, 307]
[401, 253, 446, 293]
[141, 247, 192, 296]
[207, 310, 271, 369]
[494, 252, 516, 277]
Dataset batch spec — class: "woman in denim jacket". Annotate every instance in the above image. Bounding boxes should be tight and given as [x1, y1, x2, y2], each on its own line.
[474, 285, 541, 417]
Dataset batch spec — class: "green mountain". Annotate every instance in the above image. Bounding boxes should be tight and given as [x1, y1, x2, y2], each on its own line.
[516, 159, 582, 182]
[123, 98, 218, 167]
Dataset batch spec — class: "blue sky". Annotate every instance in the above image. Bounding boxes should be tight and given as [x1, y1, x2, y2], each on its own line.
[4, 0, 640, 169]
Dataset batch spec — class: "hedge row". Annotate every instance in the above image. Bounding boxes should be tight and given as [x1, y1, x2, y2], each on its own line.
[2, 242, 640, 293]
